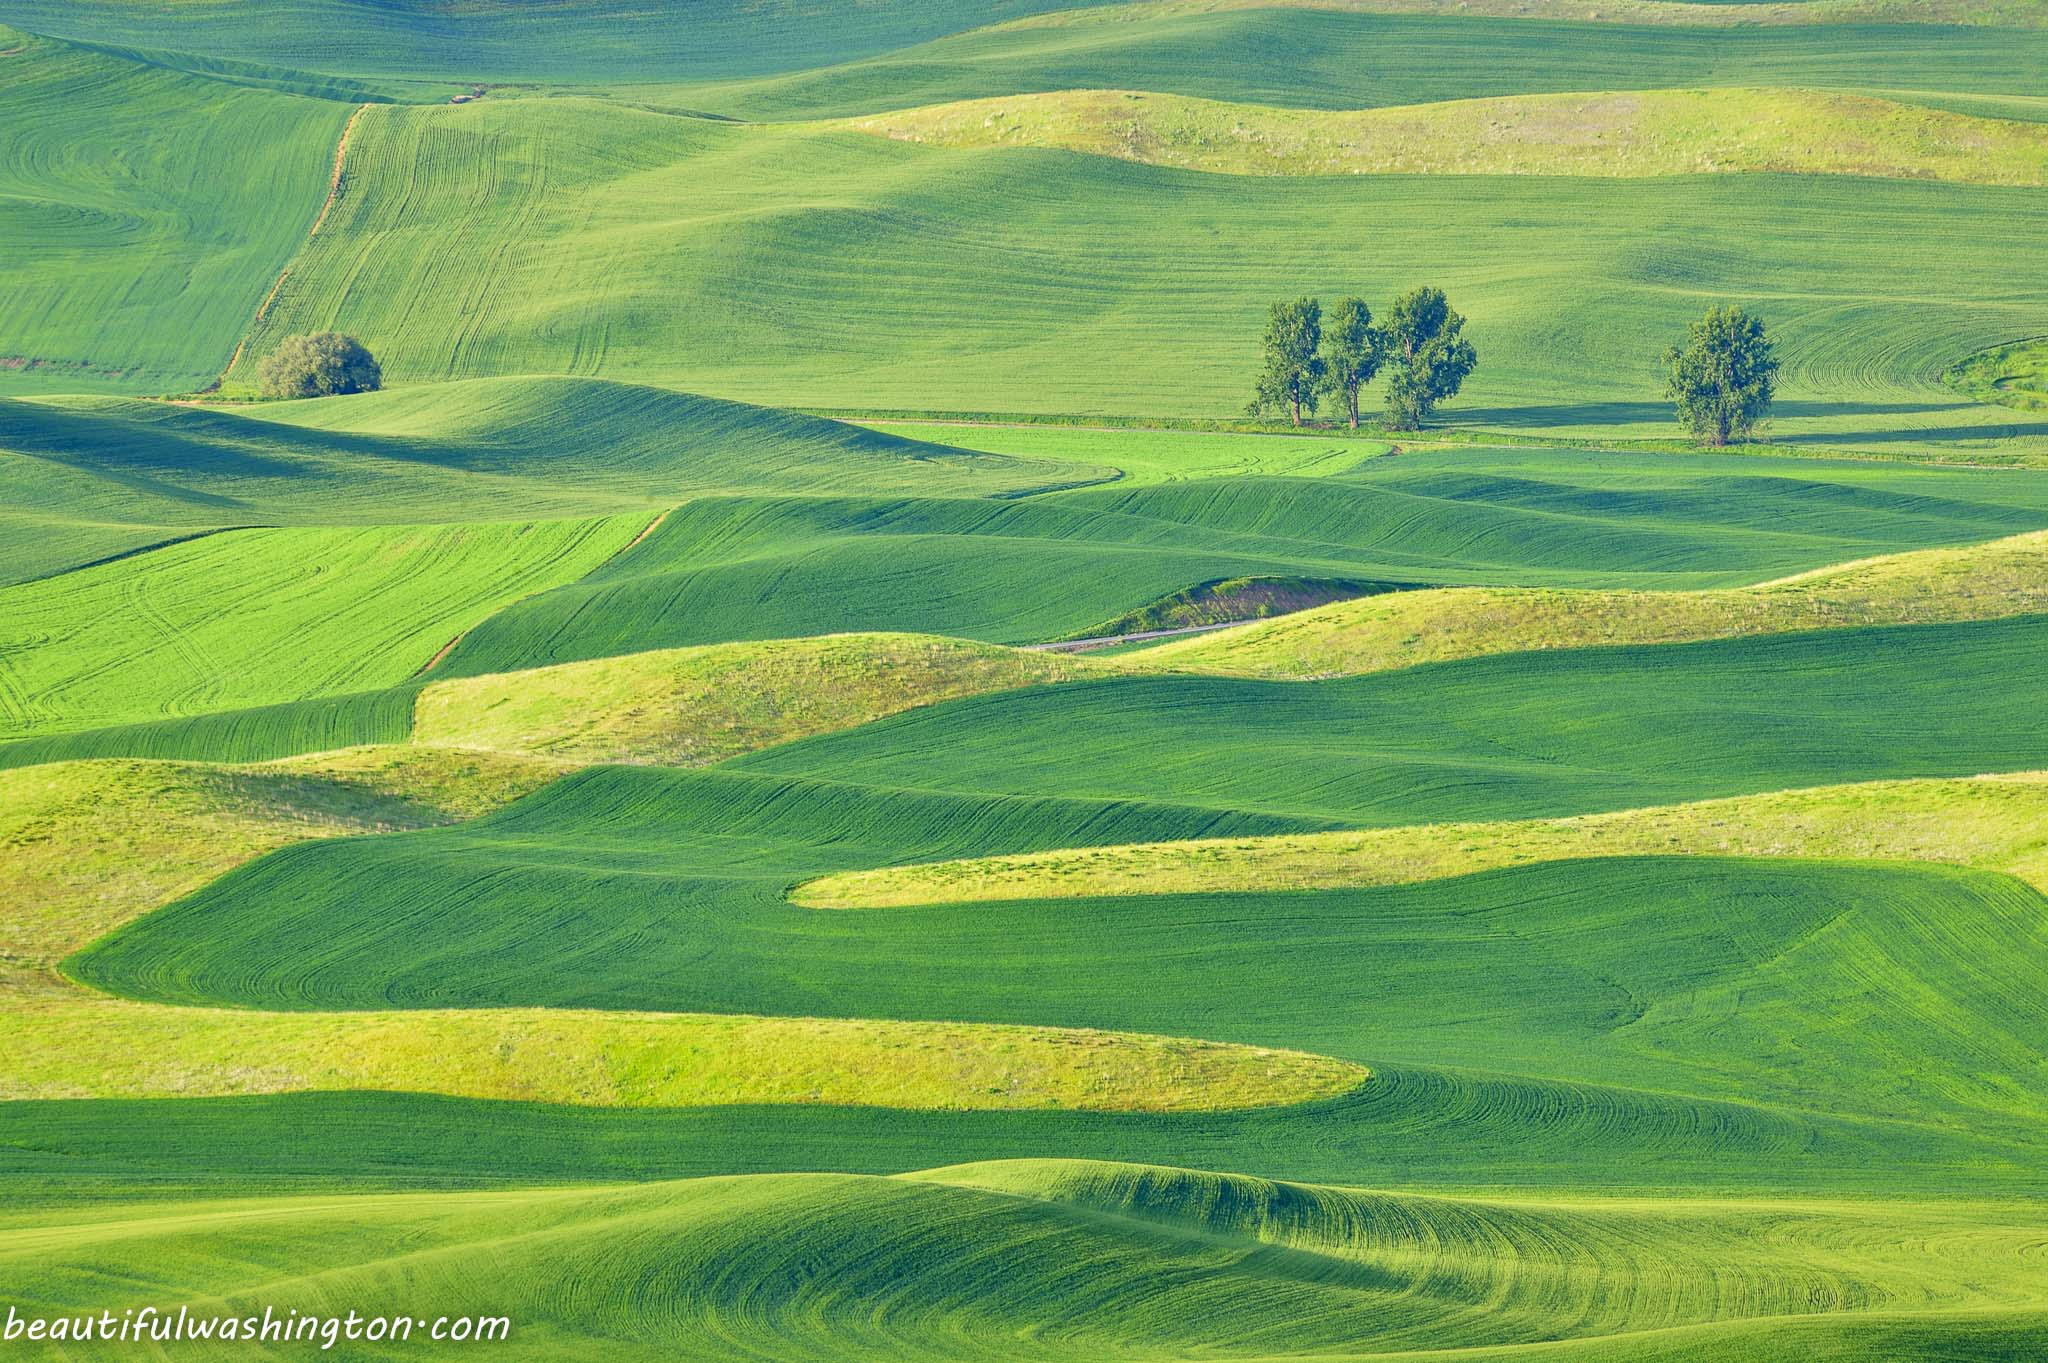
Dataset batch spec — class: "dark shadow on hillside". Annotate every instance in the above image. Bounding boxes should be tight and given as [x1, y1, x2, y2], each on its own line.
[1452, 398, 2048, 447]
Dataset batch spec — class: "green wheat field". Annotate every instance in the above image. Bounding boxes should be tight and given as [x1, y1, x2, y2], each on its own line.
[2, 1, 2046, 1358]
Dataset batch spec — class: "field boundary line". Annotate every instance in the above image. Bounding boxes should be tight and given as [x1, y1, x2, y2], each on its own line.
[2, 526, 257, 588]
[408, 508, 670, 681]
[206, 102, 372, 393]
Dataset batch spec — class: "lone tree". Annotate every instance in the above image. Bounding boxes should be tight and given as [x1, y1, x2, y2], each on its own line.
[1665, 305, 1778, 446]
[1322, 297, 1385, 430]
[257, 332, 382, 399]
[1381, 286, 1476, 430]
[1247, 297, 1326, 425]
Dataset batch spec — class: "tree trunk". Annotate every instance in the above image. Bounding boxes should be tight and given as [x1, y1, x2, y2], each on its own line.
[1291, 393, 1302, 426]
[1348, 388, 1359, 430]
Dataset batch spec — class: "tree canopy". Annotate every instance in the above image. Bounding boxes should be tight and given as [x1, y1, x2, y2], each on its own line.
[257, 332, 382, 400]
[1665, 305, 1778, 446]
[1381, 286, 1477, 431]
[1246, 297, 1326, 426]
[1323, 297, 1384, 430]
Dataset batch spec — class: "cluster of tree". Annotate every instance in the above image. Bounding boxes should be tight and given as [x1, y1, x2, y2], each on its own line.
[1248, 286, 1477, 430]
[1663, 305, 1778, 446]
[257, 332, 382, 399]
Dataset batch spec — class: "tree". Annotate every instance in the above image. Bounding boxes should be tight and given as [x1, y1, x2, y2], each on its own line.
[1246, 297, 1326, 426]
[1664, 305, 1778, 446]
[256, 332, 382, 399]
[1322, 297, 1384, 430]
[1381, 286, 1477, 430]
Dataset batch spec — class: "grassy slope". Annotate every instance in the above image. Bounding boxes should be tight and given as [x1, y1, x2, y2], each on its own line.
[416, 633, 1108, 765]
[0, 749, 558, 984]
[0, 517, 641, 740]
[60, 785, 2048, 1139]
[0, 1166, 2043, 1361]
[0, 1, 1118, 83]
[3, 754, 1354, 1112]
[1948, 336, 2048, 412]
[436, 450, 2048, 668]
[0, 380, 1086, 585]
[849, 87, 2048, 184]
[679, 7, 2048, 121]
[56, 621, 2048, 1135]
[1141, 526, 2048, 677]
[734, 616, 2048, 824]
[862, 420, 1389, 482]
[214, 97, 2048, 453]
[2, 1000, 1361, 1111]
[0, 30, 349, 396]
[802, 770, 2048, 906]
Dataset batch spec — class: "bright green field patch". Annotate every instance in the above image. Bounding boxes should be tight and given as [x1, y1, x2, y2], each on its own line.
[0, 517, 640, 740]
[0, 1166, 2043, 1359]
[850, 87, 2048, 184]
[0, 30, 350, 397]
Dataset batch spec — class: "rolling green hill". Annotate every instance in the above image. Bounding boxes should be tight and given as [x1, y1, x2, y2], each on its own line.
[676, 6, 2048, 120]
[0, 517, 639, 738]
[734, 614, 2048, 822]
[0, 1164, 2043, 1361]
[848, 86, 2048, 184]
[0, 379, 1081, 583]
[202, 94, 2048, 453]
[8, 2, 2048, 1357]
[0, 28, 350, 396]
[436, 451, 2048, 670]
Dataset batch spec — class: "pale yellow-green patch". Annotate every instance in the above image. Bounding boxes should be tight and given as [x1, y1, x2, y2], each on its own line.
[0, 999, 1364, 1111]
[795, 772, 2048, 908]
[1135, 529, 2048, 680]
[846, 88, 2048, 184]
[413, 632, 1111, 765]
[0, 747, 561, 983]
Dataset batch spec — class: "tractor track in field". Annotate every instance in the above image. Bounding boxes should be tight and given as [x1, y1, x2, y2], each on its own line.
[205, 102, 372, 393]
[409, 508, 670, 679]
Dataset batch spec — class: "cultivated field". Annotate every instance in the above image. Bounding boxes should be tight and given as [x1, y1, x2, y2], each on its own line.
[2, 1, 2046, 1359]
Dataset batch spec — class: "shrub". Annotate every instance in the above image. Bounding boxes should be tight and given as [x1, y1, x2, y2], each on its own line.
[256, 332, 382, 399]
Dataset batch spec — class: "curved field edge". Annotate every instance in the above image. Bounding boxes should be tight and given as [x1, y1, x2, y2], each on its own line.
[794, 770, 2048, 907]
[0, 753, 1362, 1113]
[0, 515, 647, 741]
[1, 998, 1364, 1112]
[846, 87, 2048, 184]
[413, 632, 1115, 765]
[1139, 527, 2048, 679]
[3, 1161, 2045, 1363]
[18, 506, 2046, 769]
[984, 0, 2048, 32]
